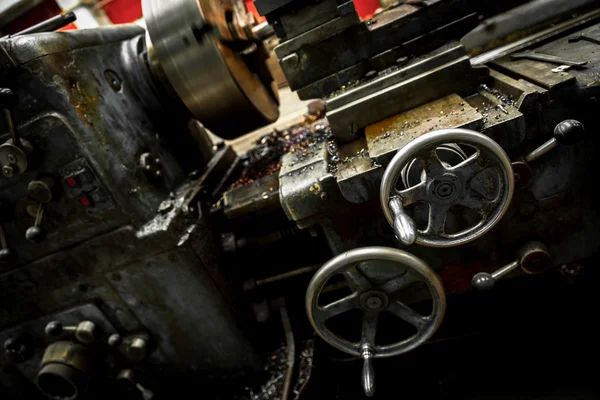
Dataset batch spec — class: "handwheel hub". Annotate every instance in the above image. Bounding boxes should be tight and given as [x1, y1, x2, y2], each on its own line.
[360, 291, 389, 311]
[429, 173, 462, 203]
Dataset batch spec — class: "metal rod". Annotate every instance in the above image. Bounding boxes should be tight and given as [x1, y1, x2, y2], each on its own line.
[14, 12, 77, 37]
[4, 109, 20, 148]
[471, 8, 600, 65]
[280, 305, 295, 400]
[34, 205, 44, 226]
[0, 225, 7, 249]
[255, 265, 321, 287]
[491, 260, 520, 280]
[525, 138, 557, 163]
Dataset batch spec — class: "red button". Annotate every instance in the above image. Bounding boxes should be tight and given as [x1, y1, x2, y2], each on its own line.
[65, 177, 78, 188]
[79, 197, 91, 207]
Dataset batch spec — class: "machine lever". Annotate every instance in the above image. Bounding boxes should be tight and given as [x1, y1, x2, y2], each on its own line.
[25, 204, 45, 243]
[0, 89, 21, 148]
[472, 241, 551, 290]
[525, 120, 584, 163]
[511, 51, 587, 67]
[389, 197, 417, 247]
[361, 345, 375, 398]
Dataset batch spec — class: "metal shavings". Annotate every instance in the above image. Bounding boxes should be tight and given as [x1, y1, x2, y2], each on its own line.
[234, 339, 315, 400]
[230, 119, 333, 189]
[480, 84, 516, 107]
[292, 340, 314, 400]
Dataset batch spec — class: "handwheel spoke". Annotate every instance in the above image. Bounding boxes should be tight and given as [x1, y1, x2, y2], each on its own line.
[421, 149, 446, 177]
[387, 300, 428, 331]
[458, 189, 486, 212]
[361, 311, 379, 346]
[449, 151, 484, 180]
[425, 204, 448, 235]
[344, 267, 372, 290]
[396, 182, 427, 207]
[317, 293, 359, 323]
[460, 187, 498, 217]
[379, 272, 418, 294]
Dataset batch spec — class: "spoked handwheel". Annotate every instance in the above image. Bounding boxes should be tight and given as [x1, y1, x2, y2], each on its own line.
[306, 247, 446, 397]
[381, 129, 515, 247]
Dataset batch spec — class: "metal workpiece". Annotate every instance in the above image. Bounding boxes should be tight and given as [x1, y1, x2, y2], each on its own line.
[326, 44, 487, 142]
[143, 0, 279, 139]
[381, 129, 515, 248]
[306, 247, 446, 358]
[472, 241, 552, 290]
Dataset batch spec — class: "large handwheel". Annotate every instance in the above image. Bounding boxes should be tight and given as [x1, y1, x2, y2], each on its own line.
[306, 247, 446, 397]
[381, 129, 514, 248]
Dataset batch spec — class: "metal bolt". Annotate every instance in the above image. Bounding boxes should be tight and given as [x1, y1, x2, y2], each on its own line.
[128, 337, 148, 361]
[6, 154, 16, 165]
[2, 165, 13, 178]
[75, 321, 96, 344]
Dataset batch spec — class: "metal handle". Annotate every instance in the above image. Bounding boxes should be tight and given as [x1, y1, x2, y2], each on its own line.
[361, 345, 375, 397]
[525, 120, 584, 163]
[472, 260, 520, 291]
[25, 204, 45, 243]
[389, 197, 417, 247]
[472, 242, 552, 290]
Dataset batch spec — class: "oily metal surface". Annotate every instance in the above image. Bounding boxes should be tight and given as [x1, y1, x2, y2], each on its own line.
[143, 0, 279, 139]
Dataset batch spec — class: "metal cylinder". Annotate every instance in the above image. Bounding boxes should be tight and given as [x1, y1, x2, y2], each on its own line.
[37, 341, 88, 400]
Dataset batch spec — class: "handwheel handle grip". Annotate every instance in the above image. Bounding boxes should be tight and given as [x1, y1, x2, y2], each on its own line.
[362, 346, 375, 397]
[389, 197, 417, 247]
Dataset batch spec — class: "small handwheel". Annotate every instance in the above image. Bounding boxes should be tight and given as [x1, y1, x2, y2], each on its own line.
[381, 129, 514, 248]
[306, 247, 446, 397]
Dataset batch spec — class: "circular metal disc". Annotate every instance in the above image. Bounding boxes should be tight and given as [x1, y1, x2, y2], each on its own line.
[143, 0, 279, 139]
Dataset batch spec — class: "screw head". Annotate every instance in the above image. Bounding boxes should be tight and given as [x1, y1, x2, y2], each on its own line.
[6, 154, 16, 165]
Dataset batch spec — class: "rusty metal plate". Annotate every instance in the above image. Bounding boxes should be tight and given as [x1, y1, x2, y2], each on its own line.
[366, 94, 484, 162]
[491, 58, 576, 90]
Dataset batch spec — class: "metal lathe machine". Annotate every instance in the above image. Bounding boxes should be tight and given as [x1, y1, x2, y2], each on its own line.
[0, 0, 599, 399]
